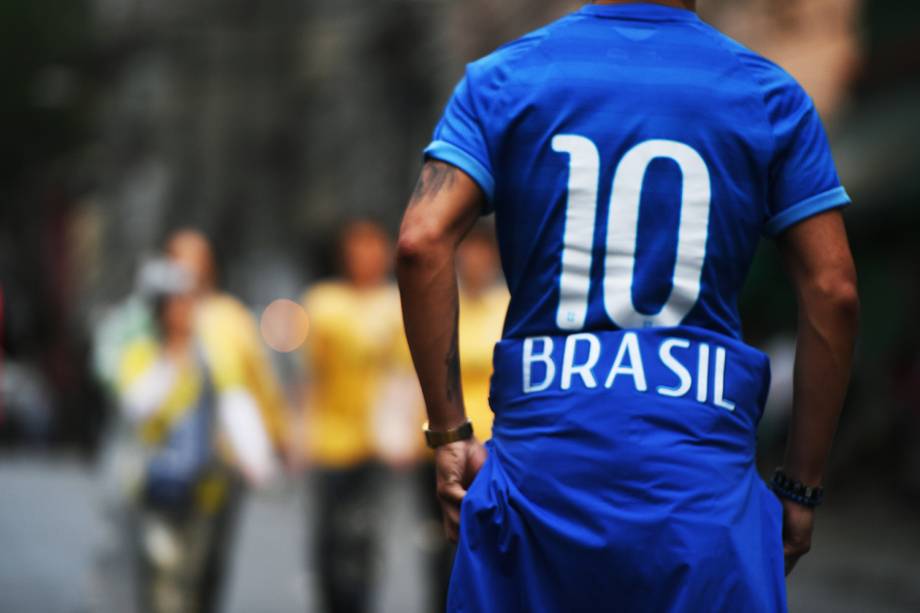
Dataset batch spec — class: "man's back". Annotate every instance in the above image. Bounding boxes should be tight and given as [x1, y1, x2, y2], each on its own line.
[399, 4, 857, 612]
[427, 3, 848, 340]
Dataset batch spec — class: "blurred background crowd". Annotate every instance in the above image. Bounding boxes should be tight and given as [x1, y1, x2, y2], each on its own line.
[0, 1, 918, 612]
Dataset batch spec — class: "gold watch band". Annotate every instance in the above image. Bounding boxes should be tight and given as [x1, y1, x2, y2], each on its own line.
[423, 420, 474, 448]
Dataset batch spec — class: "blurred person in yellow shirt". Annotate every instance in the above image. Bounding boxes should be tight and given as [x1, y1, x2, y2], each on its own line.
[115, 230, 288, 613]
[457, 223, 508, 442]
[117, 257, 278, 613]
[301, 219, 417, 613]
[166, 229, 290, 458]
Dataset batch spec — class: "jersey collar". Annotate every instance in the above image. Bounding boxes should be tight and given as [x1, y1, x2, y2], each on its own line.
[579, 3, 700, 23]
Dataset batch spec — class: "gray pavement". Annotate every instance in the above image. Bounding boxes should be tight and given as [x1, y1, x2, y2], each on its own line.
[1, 453, 918, 613]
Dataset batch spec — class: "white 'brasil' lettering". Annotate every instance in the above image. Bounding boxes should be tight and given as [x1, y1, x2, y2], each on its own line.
[522, 333, 737, 411]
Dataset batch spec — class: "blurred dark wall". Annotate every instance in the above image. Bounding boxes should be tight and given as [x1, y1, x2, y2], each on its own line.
[0, 0, 102, 450]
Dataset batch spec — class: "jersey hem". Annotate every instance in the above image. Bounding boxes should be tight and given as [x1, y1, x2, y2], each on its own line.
[764, 186, 851, 237]
[424, 140, 496, 211]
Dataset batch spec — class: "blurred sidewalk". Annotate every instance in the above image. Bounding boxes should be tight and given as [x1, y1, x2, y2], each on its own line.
[0, 453, 918, 613]
[0, 454, 427, 613]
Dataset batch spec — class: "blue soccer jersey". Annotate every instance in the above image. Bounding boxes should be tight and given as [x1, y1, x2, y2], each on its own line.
[426, 4, 848, 342]
[423, 4, 849, 613]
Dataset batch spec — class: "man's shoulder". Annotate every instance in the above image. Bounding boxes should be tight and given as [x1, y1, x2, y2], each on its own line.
[465, 12, 579, 89]
[698, 23, 806, 105]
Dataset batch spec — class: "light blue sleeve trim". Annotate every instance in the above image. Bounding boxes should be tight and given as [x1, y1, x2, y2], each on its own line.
[423, 140, 495, 206]
[765, 186, 851, 237]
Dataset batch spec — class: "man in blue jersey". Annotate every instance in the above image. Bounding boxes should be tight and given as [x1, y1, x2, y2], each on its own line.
[396, 1, 859, 611]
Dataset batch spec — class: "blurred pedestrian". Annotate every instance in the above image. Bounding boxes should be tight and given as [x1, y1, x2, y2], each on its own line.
[113, 228, 288, 613]
[165, 229, 290, 468]
[300, 219, 410, 613]
[456, 223, 508, 442]
[116, 259, 227, 613]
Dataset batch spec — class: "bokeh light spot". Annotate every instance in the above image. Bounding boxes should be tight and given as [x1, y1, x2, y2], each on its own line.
[260, 298, 309, 353]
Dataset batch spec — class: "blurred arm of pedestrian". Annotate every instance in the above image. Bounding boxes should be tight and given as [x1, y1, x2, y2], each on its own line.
[296, 288, 325, 471]
[371, 308, 428, 469]
[777, 209, 859, 575]
[217, 387, 278, 486]
[290, 378, 312, 472]
[196, 297, 288, 486]
[236, 308, 292, 457]
[118, 338, 178, 422]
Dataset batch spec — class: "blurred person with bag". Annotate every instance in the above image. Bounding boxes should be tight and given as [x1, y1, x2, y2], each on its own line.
[301, 219, 414, 613]
[165, 229, 291, 464]
[116, 229, 286, 613]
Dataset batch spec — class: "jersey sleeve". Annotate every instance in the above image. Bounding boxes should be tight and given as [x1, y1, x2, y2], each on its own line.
[424, 68, 496, 211]
[762, 74, 850, 237]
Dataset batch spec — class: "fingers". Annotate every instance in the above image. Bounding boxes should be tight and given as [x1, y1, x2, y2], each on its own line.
[433, 439, 488, 543]
[784, 552, 802, 576]
[437, 480, 466, 543]
[442, 505, 459, 543]
[783, 544, 809, 576]
[465, 440, 488, 484]
[783, 536, 811, 576]
[780, 499, 815, 576]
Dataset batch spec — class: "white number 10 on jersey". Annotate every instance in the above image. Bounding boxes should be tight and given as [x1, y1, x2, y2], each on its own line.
[552, 135, 711, 331]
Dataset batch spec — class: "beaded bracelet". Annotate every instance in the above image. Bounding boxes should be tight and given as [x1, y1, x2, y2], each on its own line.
[770, 468, 824, 507]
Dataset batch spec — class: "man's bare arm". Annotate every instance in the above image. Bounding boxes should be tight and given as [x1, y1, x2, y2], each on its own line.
[777, 208, 859, 573]
[396, 160, 487, 542]
[397, 160, 482, 430]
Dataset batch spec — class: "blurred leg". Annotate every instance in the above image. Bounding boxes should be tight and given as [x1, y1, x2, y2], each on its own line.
[313, 462, 380, 613]
[417, 461, 453, 612]
[138, 511, 193, 613]
[197, 475, 244, 613]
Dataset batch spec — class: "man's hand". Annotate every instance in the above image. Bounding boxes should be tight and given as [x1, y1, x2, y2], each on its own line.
[780, 498, 815, 576]
[435, 438, 488, 543]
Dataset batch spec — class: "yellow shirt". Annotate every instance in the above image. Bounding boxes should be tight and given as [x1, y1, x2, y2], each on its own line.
[195, 294, 288, 448]
[458, 285, 509, 441]
[117, 337, 201, 445]
[116, 293, 287, 453]
[302, 282, 405, 467]
[117, 337, 233, 511]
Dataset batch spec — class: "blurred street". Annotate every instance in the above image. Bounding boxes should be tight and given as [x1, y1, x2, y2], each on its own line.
[0, 454, 434, 613]
[2, 453, 919, 613]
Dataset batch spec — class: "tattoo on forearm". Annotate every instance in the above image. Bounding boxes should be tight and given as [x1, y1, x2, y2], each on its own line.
[411, 161, 457, 205]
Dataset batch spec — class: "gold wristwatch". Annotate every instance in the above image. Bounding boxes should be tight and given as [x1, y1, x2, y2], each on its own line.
[423, 420, 474, 448]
